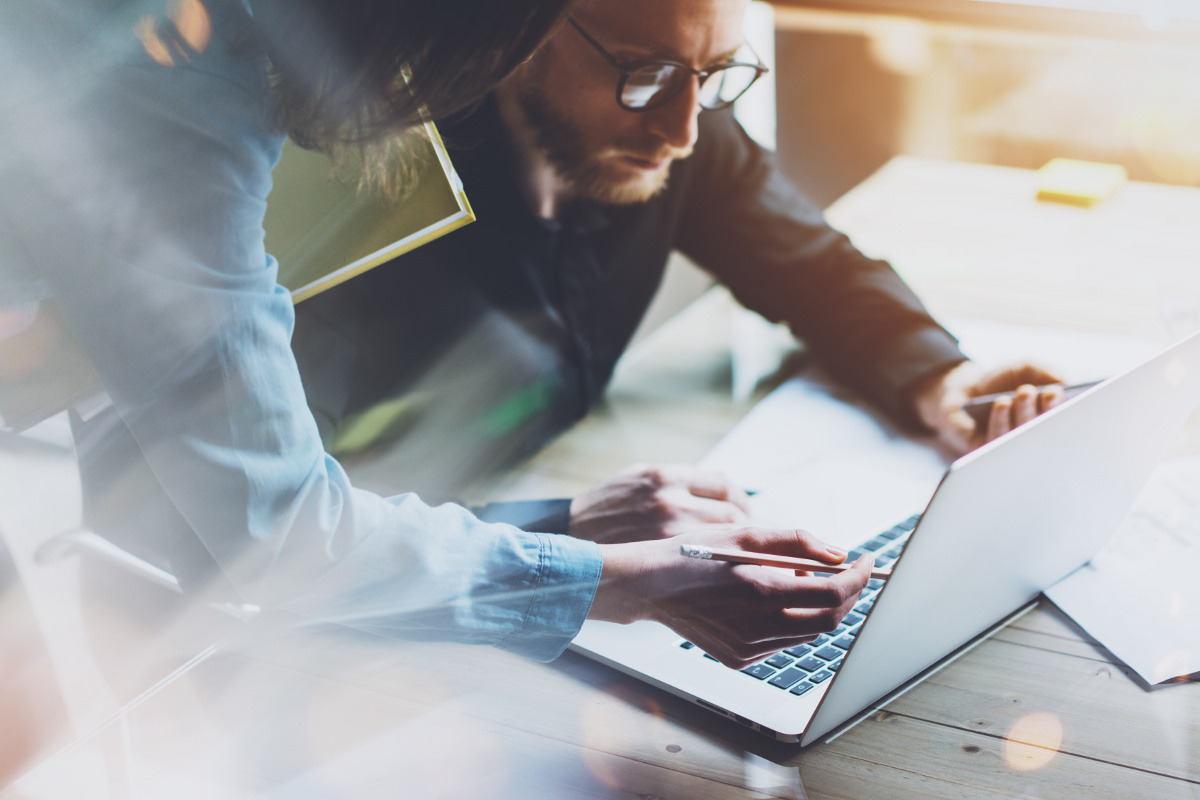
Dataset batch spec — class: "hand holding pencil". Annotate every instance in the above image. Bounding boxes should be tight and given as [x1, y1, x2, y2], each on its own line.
[679, 543, 892, 579]
[588, 526, 873, 669]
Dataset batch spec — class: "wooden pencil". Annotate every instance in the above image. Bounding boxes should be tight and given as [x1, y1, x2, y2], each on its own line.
[680, 544, 893, 580]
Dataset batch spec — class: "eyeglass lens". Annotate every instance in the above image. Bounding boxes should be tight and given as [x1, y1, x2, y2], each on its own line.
[620, 63, 761, 111]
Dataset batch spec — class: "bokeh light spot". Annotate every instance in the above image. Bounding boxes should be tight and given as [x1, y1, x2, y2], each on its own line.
[170, 0, 212, 55]
[134, 16, 175, 67]
[580, 686, 666, 790]
[1152, 650, 1194, 684]
[133, 1, 210, 67]
[1002, 711, 1063, 772]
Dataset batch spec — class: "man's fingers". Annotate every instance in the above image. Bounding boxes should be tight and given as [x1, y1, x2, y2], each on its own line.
[987, 394, 1013, 442]
[637, 464, 753, 517]
[980, 382, 1062, 445]
[702, 632, 821, 670]
[750, 556, 870, 612]
[678, 468, 753, 516]
[732, 527, 847, 565]
[973, 364, 1064, 396]
[967, 366, 1065, 410]
[1011, 384, 1038, 426]
[661, 490, 750, 526]
[715, 585, 860, 650]
[940, 407, 976, 453]
[689, 495, 751, 524]
[1038, 384, 1065, 414]
[680, 570, 863, 667]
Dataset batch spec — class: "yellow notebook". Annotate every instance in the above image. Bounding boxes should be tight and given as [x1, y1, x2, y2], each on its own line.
[1036, 158, 1127, 208]
[265, 119, 474, 303]
[1, 120, 472, 431]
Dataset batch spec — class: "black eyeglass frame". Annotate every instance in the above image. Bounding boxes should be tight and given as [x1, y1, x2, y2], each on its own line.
[566, 17, 769, 113]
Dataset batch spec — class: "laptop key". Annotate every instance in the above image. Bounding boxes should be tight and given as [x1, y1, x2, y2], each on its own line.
[768, 667, 808, 690]
[867, 579, 883, 590]
[703, 653, 719, 662]
[784, 644, 813, 658]
[765, 653, 794, 669]
[789, 681, 814, 696]
[809, 670, 833, 684]
[861, 539, 885, 552]
[879, 527, 904, 540]
[679, 641, 695, 649]
[828, 658, 844, 671]
[843, 612, 863, 627]
[815, 646, 842, 661]
[833, 636, 855, 650]
[813, 633, 832, 646]
[796, 656, 824, 672]
[742, 663, 777, 680]
[899, 514, 921, 529]
[846, 549, 867, 563]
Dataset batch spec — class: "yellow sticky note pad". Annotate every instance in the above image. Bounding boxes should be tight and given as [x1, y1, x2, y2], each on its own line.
[1036, 158, 1127, 207]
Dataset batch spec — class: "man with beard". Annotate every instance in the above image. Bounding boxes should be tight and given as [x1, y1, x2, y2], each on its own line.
[292, 0, 1063, 543]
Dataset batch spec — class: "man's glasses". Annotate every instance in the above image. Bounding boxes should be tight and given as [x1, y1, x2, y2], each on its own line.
[567, 18, 768, 113]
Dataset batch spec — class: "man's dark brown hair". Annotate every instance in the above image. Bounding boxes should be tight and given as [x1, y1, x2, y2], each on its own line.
[252, 0, 573, 190]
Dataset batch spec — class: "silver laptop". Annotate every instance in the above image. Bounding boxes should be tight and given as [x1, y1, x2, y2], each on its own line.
[571, 331, 1200, 745]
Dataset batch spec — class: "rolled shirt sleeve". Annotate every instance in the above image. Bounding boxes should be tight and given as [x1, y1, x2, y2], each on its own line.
[0, 0, 601, 661]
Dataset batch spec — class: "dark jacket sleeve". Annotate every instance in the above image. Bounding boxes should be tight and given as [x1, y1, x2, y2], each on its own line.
[675, 111, 965, 429]
[472, 499, 573, 535]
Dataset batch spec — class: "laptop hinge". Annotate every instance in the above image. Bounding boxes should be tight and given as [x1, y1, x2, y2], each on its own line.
[817, 600, 1039, 746]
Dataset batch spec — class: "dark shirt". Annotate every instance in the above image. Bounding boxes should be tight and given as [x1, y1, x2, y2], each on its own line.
[293, 99, 965, 503]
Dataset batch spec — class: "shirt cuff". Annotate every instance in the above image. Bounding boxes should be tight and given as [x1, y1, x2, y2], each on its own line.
[493, 531, 603, 662]
[868, 325, 967, 430]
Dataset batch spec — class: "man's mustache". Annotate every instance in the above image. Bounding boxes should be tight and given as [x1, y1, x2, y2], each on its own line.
[606, 143, 694, 164]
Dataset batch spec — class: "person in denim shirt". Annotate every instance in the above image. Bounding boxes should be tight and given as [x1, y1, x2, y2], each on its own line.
[0, 0, 869, 669]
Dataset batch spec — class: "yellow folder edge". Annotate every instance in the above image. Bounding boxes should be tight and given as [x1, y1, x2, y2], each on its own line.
[288, 120, 476, 304]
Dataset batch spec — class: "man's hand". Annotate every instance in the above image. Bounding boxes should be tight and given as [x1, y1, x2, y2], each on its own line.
[569, 464, 752, 544]
[588, 527, 871, 669]
[913, 361, 1066, 454]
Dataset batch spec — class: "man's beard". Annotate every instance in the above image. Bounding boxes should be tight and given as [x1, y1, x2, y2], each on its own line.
[515, 80, 691, 206]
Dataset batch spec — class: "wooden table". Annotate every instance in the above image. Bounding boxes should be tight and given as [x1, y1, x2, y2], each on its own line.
[5, 157, 1199, 799]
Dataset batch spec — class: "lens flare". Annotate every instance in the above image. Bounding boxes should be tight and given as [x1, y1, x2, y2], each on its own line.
[1002, 711, 1063, 772]
[171, 0, 212, 55]
[134, 16, 175, 67]
[133, 0, 210, 68]
[1152, 650, 1194, 684]
[580, 685, 667, 790]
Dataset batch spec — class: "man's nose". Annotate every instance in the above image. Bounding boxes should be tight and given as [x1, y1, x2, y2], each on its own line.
[644, 75, 701, 151]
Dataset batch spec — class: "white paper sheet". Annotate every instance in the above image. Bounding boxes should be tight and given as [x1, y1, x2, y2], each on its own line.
[1045, 456, 1200, 685]
[701, 372, 950, 551]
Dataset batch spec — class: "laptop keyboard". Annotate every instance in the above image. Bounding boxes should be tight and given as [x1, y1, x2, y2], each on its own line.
[679, 513, 921, 697]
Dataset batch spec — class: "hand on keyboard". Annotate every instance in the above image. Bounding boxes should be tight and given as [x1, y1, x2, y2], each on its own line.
[588, 527, 871, 669]
[568, 463, 752, 544]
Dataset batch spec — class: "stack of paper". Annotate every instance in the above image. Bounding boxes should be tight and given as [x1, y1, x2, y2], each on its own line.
[1046, 456, 1200, 685]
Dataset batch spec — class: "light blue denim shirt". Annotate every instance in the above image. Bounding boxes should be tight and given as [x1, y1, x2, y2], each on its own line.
[0, 0, 601, 660]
